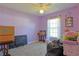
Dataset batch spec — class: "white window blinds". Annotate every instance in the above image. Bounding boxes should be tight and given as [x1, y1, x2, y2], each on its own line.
[47, 17, 61, 39]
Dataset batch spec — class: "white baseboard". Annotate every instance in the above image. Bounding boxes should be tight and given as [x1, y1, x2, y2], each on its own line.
[27, 39, 39, 44]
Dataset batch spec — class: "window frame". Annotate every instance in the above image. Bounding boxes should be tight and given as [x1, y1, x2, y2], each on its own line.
[47, 17, 61, 38]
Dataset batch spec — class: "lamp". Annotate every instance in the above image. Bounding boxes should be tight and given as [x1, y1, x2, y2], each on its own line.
[40, 9, 44, 14]
[32, 3, 51, 14]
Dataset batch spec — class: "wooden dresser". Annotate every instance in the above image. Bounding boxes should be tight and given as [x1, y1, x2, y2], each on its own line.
[0, 26, 14, 56]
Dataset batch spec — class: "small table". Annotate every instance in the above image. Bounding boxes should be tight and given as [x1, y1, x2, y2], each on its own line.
[37, 30, 46, 42]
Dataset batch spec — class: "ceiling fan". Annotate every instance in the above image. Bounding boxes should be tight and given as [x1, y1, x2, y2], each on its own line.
[32, 3, 51, 14]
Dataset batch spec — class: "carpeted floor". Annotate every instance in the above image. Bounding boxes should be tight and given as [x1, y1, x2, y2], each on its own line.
[0, 42, 47, 56]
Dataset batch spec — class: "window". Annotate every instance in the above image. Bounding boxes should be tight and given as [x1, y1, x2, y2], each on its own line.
[47, 17, 61, 39]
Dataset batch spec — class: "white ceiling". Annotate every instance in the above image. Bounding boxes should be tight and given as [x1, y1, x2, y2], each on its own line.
[0, 3, 78, 16]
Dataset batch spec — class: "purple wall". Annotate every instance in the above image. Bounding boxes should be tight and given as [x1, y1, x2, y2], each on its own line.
[0, 6, 41, 44]
[41, 5, 79, 38]
[0, 5, 79, 43]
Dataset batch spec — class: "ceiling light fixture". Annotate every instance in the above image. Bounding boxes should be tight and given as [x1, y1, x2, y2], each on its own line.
[40, 9, 44, 14]
[32, 3, 51, 14]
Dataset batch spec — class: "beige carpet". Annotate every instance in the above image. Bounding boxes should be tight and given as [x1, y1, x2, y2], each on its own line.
[7, 42, 47, 56]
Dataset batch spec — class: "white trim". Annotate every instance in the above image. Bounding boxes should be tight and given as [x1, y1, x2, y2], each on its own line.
[27, 39, 39, 44]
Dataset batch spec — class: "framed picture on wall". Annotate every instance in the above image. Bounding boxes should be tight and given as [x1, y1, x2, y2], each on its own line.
[65, 16, 73, 27]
